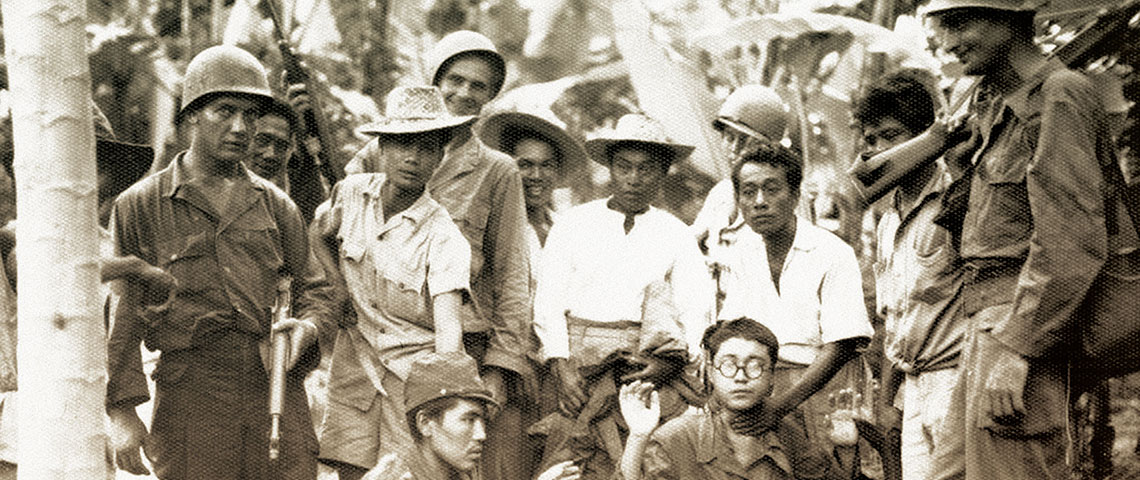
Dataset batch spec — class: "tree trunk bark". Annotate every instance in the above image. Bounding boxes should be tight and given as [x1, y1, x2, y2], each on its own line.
[1, 1, 106, 479]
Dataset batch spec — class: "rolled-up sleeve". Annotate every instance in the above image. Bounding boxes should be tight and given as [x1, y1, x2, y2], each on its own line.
[641, 436, 681, 480]
[992, 73, 1108, 357]
[427, 220, 472, 298]
[819, 243, 874, 345]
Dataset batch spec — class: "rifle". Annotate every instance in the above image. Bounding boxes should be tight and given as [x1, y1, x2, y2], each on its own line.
[848, 0, 1140, 206]
[262, 0, 339, 196]
[268, 276, 293, 461]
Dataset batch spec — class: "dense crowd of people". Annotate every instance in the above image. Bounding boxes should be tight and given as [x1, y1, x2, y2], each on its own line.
[0, 0, 1135, 479]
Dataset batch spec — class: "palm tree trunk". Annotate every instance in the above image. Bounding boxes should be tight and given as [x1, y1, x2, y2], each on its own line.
[0, 0, 106, 478]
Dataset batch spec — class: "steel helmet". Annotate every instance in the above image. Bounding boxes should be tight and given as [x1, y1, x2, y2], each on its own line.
[179, 45, 273, 119]
[426, 30, 506, 98]
[922, 0, 1041, 16]
[713, 85, 789, 143]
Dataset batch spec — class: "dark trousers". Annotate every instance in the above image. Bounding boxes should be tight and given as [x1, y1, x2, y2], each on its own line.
[150, 330, 318, 480]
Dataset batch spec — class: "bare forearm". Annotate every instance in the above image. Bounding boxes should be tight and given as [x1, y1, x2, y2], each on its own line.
[773, 339, 860, 413]
[433, 291, 463, 353]
[621, 433, 651, 480]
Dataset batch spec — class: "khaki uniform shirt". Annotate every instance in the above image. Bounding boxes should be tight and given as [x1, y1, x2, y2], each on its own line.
[314, 173, 470, 389]
[641, 409, 835, 480]
[959, 60, 1115, 357]
[107, 154, 333, 407]
[874, 165, 965, 373]
[348, 131, 533, 384]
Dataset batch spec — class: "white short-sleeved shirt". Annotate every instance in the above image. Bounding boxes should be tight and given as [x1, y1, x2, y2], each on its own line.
[533, 199, 714, 361]
[716, 217, 873, 365]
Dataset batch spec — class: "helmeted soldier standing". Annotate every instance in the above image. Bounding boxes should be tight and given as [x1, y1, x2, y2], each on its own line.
[105, 45, 333, 480]
[922, 0, 1121, 478]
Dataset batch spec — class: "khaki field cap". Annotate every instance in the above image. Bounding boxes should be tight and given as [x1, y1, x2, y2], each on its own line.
[427, 30, 506, 97]
[179, 45, 273, 118]
[714, 85, 789, 143]
[585, 113, 696, 166]
[922, 0, 1042, 16]
[478, 110, 588, 184]
[358, 86, 477, 136]
[404, 352, 499, 416]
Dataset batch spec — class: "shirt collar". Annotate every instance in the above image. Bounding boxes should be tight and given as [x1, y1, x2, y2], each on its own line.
[438, 127, 483, 175]
[891, 163, 951, 223]
[697, 409, 793, 475]
[364, 173, 439, 225]
[162, 151, 263, 199]
[993, 58, 1065, 120]
[790, 216, 820, 253]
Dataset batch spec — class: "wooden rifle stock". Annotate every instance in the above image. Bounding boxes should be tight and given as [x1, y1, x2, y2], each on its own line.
[268, 277, 292, 461]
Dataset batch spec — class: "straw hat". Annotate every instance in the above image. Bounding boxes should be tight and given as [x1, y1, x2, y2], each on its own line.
[358, 86, 476, 136]
[584, 113, 695, 166]
[478, 110, 587, 184]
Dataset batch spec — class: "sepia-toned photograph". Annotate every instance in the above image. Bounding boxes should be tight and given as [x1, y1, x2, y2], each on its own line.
[0, 0, 1138, 478]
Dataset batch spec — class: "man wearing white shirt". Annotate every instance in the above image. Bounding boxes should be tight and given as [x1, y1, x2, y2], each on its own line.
[712, 145, 873, 459]
[532, 113, 712, 480]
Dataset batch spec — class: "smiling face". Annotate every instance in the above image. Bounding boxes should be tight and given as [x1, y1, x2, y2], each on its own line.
[190, 95, 264, 167]
[514, 137, 559, 211]
[420, 398, 488, 473]
[608, 146, 668, 215]
[437, 55, 498, 117]
[736, 161, 798, 237]
[380, 130, 448, 193]
[710, 337, 774, 411]
[928, 11, 1013, 76]
[250, 114, 293, 181]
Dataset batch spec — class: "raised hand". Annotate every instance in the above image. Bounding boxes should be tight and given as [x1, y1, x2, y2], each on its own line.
[619, 380, 661, 437]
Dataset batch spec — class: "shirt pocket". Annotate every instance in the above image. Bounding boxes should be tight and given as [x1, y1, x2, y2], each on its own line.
[380, 259, 429, 328]
[224, 215, 284, 275]
[157, 232, 215, 295]
[977, 118, 1035, 246]
[911, 229, 959, 305]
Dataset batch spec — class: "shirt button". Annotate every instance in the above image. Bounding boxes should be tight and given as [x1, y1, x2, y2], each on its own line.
[170, 254, 178, 261]
[370, 301, 379, 309]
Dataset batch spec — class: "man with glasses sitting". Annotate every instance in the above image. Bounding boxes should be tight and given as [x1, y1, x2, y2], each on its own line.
[616, 318, 840, 480]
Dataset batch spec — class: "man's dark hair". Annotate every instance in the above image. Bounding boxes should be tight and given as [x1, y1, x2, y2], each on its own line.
[701, 318, 780, 367]
[606, 141, 674, 173]
[853, 68, 938, 136]
[407, 396, 461, 443]
[261, 99, 301, 137]
[501, 125, 563, 166]
[730, 143, 802, 195]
